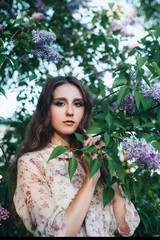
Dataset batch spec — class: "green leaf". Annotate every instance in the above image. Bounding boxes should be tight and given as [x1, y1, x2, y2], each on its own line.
[68, 157, 78, 181]
[146, 63, 155, 74]
[108, 3, 114, 9]
[81, 145, 98, 153]
[105, 112, 114, 127]
[132, 117, 140, 128]
[85, 125, 102, 135]
[0, 54, 7, 65]
[151, 62, 160, 76]
[116, 162, 124, 183]
[90, 159, 101, 179]
[13, 18, 25, 25]
[29, 74, 37, 81]
[133, 181, 140, 199]
[113, 119, 124, 129]
[134, 91, 142, 110]
[141, 96, 154, 110]
[84, 152, 92, 167]
[48, 145, 69, 161]
[117, 86, 129, 103]
[0, 87, 6, 97]
[141, 123, 155, 128]
[104, 132, 110, 146]
[103, 187, 115, 207]
[136, 68, 144, 82]
[143, 75, 150, 87]
[137, 55, 148, 68]
[9, 57, 19, 70]
[74, 132, 85, 143]
[108, 160, 116, 179]
[134, 174, 142, 190]
[112, 76, 127, 88]
[121, 184, 131, 201]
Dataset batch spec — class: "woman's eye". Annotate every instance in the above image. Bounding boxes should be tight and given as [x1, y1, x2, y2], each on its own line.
[74, 102, 83, 107]
[55, 101, 64, 107]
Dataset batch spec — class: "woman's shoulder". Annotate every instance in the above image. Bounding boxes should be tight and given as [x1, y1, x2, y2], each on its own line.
[17, 144, 52, 166]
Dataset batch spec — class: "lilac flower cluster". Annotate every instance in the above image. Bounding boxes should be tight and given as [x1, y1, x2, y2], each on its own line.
[142, 84, 160, 104]
[0, 205, 9, 225]
[32, 30, 56, 45]
[120, 94, 136, 114]
[33, 45, 61, 61]
[32, 30, 62, 62]
[121, 136, 160, 170]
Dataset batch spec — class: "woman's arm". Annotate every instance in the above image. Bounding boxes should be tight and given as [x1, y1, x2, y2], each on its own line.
[65, 154, 100, 236]
[82, 130, 130, 234]
[111, 183, 130, 234]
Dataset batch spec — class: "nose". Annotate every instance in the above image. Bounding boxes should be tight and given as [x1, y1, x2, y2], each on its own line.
[66, 103, 74, 116]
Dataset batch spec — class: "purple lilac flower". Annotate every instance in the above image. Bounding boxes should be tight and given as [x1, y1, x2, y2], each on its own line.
[19, 53, 29, 63]
[32, 45, 62, 61]
[120, 94, 136, 114]
[142, 84, 160, 104]
[121, 136, 160, 170]
[0, 205, 9, 225]
[34, 0, 49, 12]
[68, 1, 80, 11]
[32, 30, 62, 62]
[31, 12, 44, 21]
[0, 24, 3, 31]
[32, 30, 56, 45]
[35, 0, 45, 9]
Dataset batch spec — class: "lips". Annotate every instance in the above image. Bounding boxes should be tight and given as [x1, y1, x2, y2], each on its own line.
[63, 120, 75, 125]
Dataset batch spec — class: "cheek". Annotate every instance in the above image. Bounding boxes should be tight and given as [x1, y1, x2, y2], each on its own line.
[76, 108, 85, 122]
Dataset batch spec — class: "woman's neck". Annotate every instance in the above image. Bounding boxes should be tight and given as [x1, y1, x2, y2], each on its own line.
[53, 132, 71, 147]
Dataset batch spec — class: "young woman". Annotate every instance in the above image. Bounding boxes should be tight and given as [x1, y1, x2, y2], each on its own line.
[13, 76, 140, 237]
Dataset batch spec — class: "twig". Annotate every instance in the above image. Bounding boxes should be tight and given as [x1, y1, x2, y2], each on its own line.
[0, 145, 9, 167]
[138, 195, 160, 214]
[95, 90, 119, 109]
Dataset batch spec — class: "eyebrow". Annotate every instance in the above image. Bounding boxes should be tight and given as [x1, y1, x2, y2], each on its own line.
[53, 97, 84, 101]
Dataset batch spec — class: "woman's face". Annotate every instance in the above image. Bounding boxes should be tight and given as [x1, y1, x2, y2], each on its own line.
[50, 83, 85, 144]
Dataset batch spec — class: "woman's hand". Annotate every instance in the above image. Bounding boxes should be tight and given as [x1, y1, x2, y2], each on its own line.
[80, 129, 103, 185]
[83, 129, 105, 149]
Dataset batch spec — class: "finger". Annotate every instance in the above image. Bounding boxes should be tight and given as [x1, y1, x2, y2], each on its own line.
[84, 136, 94, 146]
[83, 128, 93, 140]
[93, 138, 101, 145]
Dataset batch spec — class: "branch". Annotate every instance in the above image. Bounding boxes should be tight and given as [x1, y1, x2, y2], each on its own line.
[138, 195, 160, 214]
[94, 90, 119, 109]
[0, 145, 9, 167]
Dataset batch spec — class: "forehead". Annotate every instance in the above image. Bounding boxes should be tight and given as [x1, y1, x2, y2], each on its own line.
[53, 83, 83, 99]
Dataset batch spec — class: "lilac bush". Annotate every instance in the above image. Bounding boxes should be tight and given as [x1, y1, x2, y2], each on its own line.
[0, 205, 9, 225]
[121, 136, 160, 170]
[120, 94, 136, 114]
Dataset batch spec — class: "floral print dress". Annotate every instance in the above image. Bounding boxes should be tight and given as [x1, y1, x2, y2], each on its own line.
[13, 138, 140, 237]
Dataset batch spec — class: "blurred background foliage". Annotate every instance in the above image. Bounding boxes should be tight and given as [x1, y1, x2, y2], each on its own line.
[0, 0, 160, 237]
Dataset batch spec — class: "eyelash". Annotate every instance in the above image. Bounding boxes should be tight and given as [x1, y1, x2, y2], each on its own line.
[54, 101, 83, 107]
[55, 101, 64, 107]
